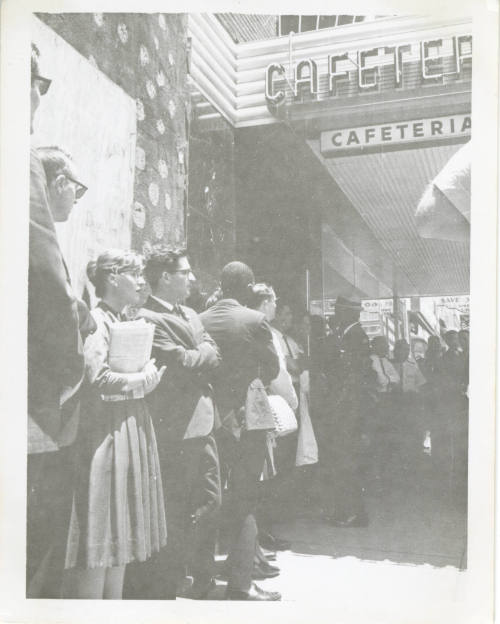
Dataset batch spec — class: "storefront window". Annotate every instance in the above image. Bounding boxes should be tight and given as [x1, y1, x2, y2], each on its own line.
[278, 14, 378, 36]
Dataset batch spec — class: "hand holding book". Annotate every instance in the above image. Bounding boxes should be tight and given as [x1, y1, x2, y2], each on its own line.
[142, 358, 167, 395]
[103, 320, 166, 400]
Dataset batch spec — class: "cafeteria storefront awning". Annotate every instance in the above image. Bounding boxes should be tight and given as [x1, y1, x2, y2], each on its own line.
[308, 139, 470, 296]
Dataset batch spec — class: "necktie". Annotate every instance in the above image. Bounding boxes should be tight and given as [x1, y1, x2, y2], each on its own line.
[173, 303, 188, 321]
[283, 334, 294, 357]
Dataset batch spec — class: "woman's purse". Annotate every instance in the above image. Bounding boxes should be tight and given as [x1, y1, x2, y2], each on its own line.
[244, 378, 276, 431]
[267, 394, 298, 437]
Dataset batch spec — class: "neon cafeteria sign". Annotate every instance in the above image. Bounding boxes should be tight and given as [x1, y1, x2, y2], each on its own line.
[265, 35, 472, 105]
[320, 113, 471, 155]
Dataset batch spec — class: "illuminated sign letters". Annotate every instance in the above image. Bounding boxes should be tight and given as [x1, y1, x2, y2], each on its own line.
[265, 35, 472, 106]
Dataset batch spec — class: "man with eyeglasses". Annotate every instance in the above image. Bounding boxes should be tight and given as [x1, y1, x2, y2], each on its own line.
[37, 146, 87, 222]
[27, 43, 89, 598]
[125, 245, 222, 600]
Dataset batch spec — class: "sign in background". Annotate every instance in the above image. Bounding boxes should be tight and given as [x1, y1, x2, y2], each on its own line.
[265, 35, 472, 107]
[320, 114, 471, 156]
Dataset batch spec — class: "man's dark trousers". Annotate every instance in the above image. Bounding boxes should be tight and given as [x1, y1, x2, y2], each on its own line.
[217, 428, 267, 592]
[26, 445, 76, 597]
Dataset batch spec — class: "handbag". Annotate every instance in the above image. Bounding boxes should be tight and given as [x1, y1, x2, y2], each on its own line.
[268, 394, 298, 437]
[296, 370, 318, 466]
[244, 378, 275, 431]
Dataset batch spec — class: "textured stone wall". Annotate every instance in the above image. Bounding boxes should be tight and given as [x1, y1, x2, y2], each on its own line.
[186, 116, 237, 303]
[37, 13, 189, 257]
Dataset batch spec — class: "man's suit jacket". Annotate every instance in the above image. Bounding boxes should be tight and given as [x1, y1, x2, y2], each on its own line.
[139, 296, 221, 450]
[199, 299, 280, 433]
[28, 148, 85, 453]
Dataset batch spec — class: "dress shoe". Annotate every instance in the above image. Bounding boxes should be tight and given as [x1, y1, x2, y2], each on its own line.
[263, 550, 277, 562]
[259, 560, 280, 573]
[187, 578, 217, 600]
[252, 562, 280, 580]
[328, 513, 369, 528]
[259, 532, 291, 551]
[225, 582, 281, 601]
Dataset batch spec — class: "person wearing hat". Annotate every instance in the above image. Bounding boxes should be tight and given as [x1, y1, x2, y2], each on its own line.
[320, 295, 373, 527]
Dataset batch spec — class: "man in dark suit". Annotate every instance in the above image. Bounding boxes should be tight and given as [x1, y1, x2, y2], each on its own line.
[27, 45, 90, 598]
[322, 295, 374, 528]
[129, 245, 221, 600]
[200, 262, 281, 600]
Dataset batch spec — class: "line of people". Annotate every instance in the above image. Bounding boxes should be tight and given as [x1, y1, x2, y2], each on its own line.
[29, 43, 307, 601]
[27, 43, 469, 600]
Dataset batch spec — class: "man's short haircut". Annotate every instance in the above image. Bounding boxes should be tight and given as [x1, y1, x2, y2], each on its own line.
[37, 146, 74, 183]
[220, 261, 254, 301]
[144, 244, 187, 288]
[31, 43, 40, 77]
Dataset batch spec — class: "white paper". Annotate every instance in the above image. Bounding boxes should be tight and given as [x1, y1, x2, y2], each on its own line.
[108, 319, 154, 373]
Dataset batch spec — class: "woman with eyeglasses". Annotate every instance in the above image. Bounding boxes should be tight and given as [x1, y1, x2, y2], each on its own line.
[62, 250, 167, 599]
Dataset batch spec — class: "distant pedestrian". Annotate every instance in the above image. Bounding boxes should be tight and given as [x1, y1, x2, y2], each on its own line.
[323, 295, 373, 528]
[391, 339, 426, 463]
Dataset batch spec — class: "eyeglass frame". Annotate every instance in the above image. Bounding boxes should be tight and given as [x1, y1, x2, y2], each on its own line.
[168, 268, 196, 279]
[31, 74, 51, 96]
[110, 267, 144, 278]
[57, 171, 88, 200]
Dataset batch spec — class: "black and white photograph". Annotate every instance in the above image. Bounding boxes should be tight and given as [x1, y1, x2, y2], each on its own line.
[0, 1, 497, 623]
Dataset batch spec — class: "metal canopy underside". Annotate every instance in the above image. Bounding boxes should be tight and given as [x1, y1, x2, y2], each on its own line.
[308, 140, 470, 296]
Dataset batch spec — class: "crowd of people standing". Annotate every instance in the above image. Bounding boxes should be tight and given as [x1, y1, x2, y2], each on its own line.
[27, 43, 469, 602]
[308, 310, 469, 528]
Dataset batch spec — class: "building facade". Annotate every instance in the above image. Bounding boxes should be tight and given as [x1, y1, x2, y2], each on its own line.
[33, 12, 471, 331]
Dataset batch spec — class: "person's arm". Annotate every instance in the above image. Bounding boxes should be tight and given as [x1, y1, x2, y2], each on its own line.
[254, 318, 280, 386]
[84, 315, 132, 394]
[269, 333, 298, 409]
[151, 315, 221, 371]
[76, 298, 97, 340]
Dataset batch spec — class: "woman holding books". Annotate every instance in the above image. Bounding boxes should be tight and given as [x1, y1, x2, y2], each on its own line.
[62, 250, 167, 599]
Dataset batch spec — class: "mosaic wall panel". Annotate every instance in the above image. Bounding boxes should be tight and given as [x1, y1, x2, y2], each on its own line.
[37, 13, 189, 255]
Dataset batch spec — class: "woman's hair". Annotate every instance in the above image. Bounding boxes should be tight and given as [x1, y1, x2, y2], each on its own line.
[249, 283, 276, 310]
[205, 286, 223, 309]
[87, 249, 143, 298]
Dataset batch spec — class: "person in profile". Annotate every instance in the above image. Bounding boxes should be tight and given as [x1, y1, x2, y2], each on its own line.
[27, 43, 87, 598]
[62, 250, 167, 599]
[36, 146, 88, 222]
[129, 245, 221, 600]
[391, 339, 426, 463]
[200, 262, 281, 600]
[321, 295, 373, 528]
